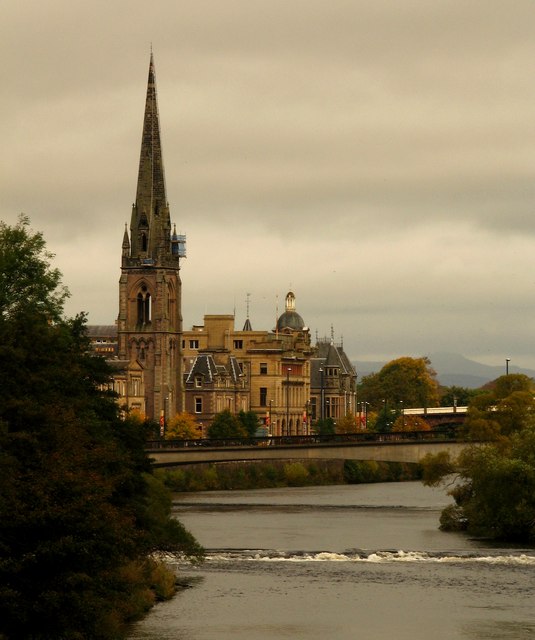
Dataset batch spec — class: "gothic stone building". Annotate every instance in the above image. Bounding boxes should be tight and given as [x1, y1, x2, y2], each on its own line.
[115, 54, 186, 423]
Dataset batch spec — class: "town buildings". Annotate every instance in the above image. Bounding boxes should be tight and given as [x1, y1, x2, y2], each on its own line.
[88, 55, 357, 433]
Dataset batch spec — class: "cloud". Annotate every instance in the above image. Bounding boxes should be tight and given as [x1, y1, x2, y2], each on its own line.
[2, 0, 535, 369]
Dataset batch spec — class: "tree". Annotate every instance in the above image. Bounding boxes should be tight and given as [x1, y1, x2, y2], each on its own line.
[237, 410, 261, 437]
[0, 219, 203, 639]
[461, 374, 535, 441]
[0, 214, 69, 323]
[207, 409, 247, 439]
[423, 425, 535, 542]
[336, 413, 359, 433]
[440, 385, 481, 407]
[392, 415, 431, 432]
[358, 357, 439, 411]
[165, 412, 200, 440]
[315, 417, 336, 435]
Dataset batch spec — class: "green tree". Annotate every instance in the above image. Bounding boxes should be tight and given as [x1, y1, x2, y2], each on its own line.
[165, 412, 200, 440]
[237, 410, 261, 437]
[0, 215, 69, 323]
[423, 425, 535, 542]
[358, 357, 439, 411]
[207, 409, 247, 439]
[315, 417, 336, 435]
[0, 218, 203, 640]
[439, 385, 481, 407]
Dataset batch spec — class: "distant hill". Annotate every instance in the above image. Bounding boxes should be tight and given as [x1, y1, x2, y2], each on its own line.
[353, 352, 535, 389]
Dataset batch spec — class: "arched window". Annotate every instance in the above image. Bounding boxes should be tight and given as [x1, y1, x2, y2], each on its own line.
[136, 286, 151, 326]
[141, 233, 148, 252]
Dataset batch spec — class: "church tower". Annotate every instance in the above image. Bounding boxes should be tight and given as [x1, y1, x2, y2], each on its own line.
[118, 53, 186, 422]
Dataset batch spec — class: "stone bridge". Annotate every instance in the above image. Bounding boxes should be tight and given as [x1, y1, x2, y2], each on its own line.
[147, 432, 469, 467]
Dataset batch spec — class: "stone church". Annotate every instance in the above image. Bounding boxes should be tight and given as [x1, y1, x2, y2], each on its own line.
[88, 54, 357, 430]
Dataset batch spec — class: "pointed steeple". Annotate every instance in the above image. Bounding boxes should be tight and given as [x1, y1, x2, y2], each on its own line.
[122, 223, 130, 257]
[129, 52, 171, 260]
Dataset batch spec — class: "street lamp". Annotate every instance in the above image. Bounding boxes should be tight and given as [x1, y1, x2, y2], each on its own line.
[506, 358, 510, 375]
[319, 367, 324, 422]
[286, 367, 291, 436]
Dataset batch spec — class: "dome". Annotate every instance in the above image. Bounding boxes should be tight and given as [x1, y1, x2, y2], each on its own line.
[276, 291, 305, 332]
[277, 310, 305, 331]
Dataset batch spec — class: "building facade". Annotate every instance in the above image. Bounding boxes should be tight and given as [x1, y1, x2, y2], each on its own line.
[182, 293, 315, 435]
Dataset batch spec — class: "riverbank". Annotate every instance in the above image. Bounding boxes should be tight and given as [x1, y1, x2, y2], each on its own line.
[156, 459, 422, 492]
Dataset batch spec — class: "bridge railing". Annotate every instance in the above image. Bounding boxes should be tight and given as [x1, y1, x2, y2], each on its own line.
[146, 427, 458, 450]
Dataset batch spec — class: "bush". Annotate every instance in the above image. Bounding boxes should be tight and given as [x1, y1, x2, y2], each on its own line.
[284, 462, 310, 486]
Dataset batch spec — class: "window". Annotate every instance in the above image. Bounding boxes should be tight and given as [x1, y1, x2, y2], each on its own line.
[189, 339, 199, 350]
[195, 397, 202, 414]
[233, 340, 243, 349]
[195, 376, 202, 388]
[136, 287, 151, 325]
[260, 387, 267, 406]
[260, 363, 268, 375]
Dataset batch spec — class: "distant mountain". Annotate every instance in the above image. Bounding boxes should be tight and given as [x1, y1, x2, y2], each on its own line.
[353, 352, 535, 389]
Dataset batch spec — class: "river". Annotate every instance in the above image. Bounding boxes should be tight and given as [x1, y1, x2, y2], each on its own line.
[130, 482, 535, 639]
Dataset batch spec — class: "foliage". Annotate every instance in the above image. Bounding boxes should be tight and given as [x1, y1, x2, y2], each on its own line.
[358, 356, 439, 411]
[157, 460, 346, 492]
[315, 417, 336, 435]
[0, 219, 203, 640]
[439, 385, 482, 407]
[374, 402, 400, 433]
[0, 214, 69, 323]
[237, 410, 261, 437]
[392, 415, 431, 432]
[207, 409, 248, 439]
[422, 424, 535, 542]
[283, 462, 310, 486]
[344, 460, 422, 484]
[165, 412, 200, 440]
[336, 413, 359, 433]
[461, 374, 535, 441]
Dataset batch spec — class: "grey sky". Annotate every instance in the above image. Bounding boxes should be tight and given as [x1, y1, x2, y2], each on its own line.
[2, 1, 535, 368]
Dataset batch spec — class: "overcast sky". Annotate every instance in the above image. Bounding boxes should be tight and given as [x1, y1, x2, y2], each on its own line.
[3, 1, 535, 368]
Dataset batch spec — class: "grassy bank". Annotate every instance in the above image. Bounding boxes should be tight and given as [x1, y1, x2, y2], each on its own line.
[156, 459, 422, 492]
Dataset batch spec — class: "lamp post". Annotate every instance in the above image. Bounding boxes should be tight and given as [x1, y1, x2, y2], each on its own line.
[319, 367, 324, 423]
[269, 399, 273, 435]
[286, 367, 291, 436]
[506, 358, 510, 375]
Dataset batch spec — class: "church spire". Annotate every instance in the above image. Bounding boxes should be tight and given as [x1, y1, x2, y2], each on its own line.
[129, 52, 171, 259]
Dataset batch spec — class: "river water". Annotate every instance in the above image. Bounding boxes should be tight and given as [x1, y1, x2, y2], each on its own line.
[130, 482, 535, 640]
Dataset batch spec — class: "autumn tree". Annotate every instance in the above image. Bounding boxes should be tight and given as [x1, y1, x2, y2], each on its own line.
[423, 373, 535, 542]
[0, 218, 203, 640]
[165, 412, 200, 440]
[461, 374, 535, 441]
[392, 414, 431, 432]
[358, 357, 439, 411]
[336, 413, 359, 433]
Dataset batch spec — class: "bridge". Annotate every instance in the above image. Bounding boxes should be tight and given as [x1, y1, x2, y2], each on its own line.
[147, 430, 469, 467]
